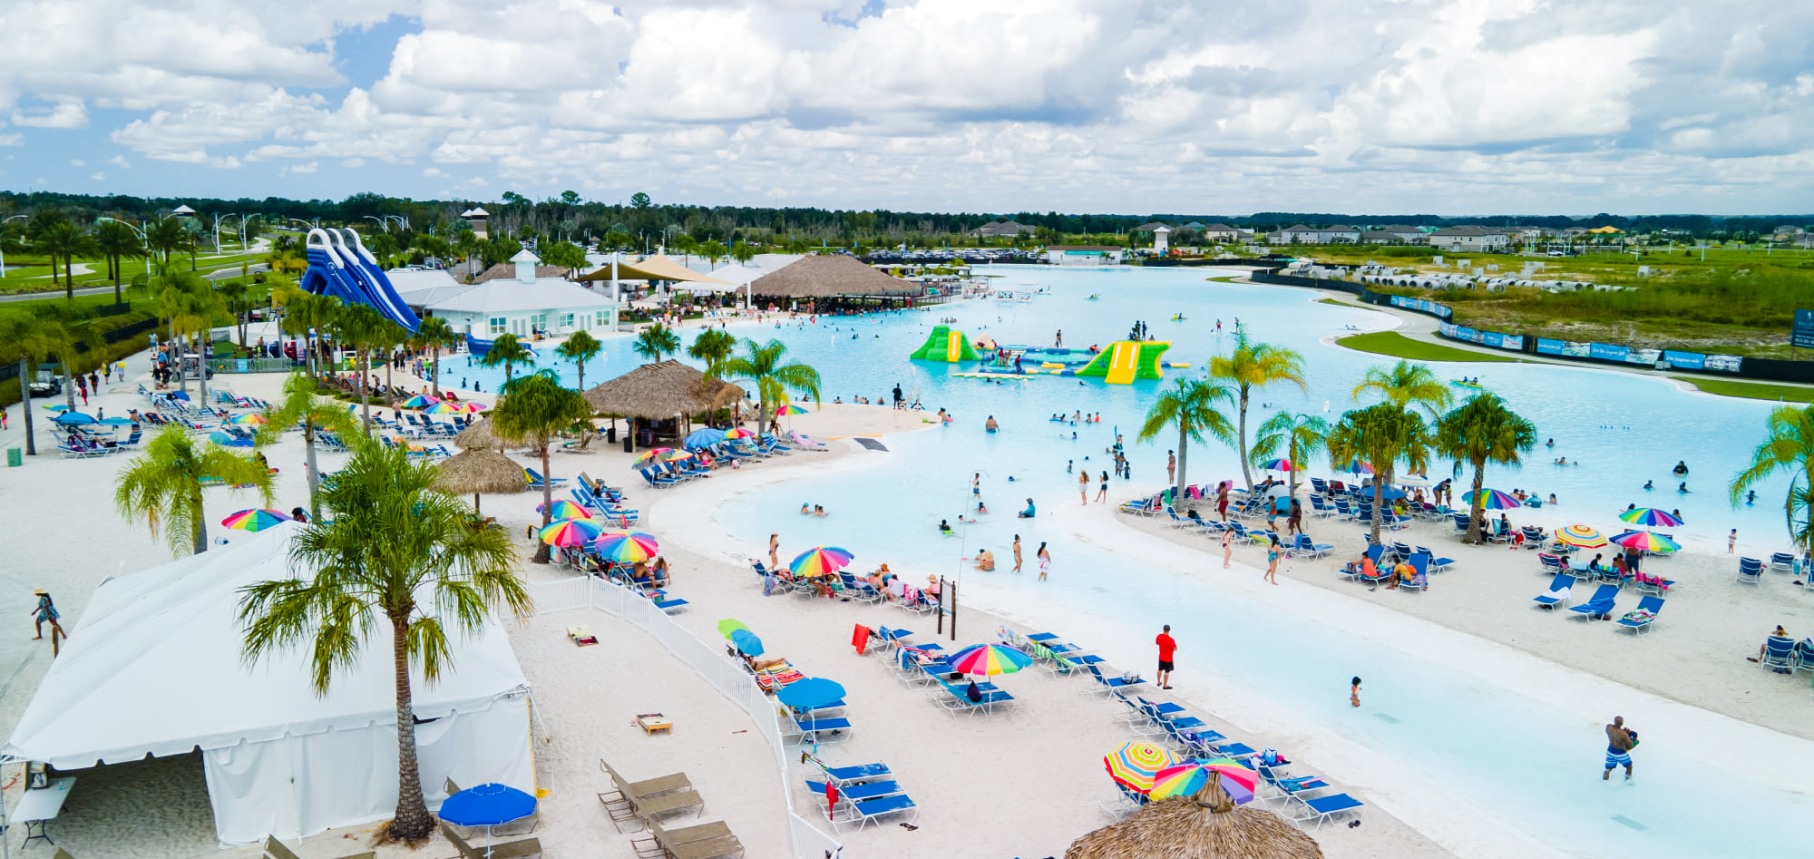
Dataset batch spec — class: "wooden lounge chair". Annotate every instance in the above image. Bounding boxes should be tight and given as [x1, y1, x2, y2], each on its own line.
[439, 822, 541, 859]
[266, 834, 375, 859]
[644, 820, 743, 859]
[598, 771, 705, 832]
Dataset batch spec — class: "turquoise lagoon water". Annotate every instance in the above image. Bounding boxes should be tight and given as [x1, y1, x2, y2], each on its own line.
[463, 267, 1811, 857]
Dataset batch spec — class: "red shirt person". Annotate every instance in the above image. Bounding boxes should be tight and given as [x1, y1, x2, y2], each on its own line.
[1155, 625, 1178, 690]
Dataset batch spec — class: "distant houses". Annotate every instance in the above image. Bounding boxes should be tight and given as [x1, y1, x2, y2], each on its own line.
[1428, 225, 1511, 253]
[1362, 225, 1428, 244]
[968, 219, 1039, 238]
[1272, 224, 1361, 244]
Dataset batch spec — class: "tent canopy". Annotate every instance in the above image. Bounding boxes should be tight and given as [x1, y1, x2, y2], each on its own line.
[576, 253, 730, 286]
[2, 526, 533, 844]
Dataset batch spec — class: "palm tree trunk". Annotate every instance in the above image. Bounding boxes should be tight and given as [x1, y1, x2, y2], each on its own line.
[64, 256, 74, 300]
[1237, 389, 1253, 491]
[431, 352, 441, 397]
[1173, 424, 1189, 512]
[1466, 460, 1487, 544]
[1370, 468, 1387, 544]
[112, 255, 123, 304]
[192, 485, 209, 554]
[533, 445, 554, 564]
[360, 351, 372, 436]
[19, 358, 36, 456]
[304, 420, 322, 519]
[388, 613, 435, 841]
[198, 333, 210, 408]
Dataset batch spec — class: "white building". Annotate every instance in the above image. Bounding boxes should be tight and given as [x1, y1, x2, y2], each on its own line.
[1153, 226, 1170, 253]
[1429, 226, 1511, 253]
[1272, 224, 1361, 244]
[398, 249, 619, 339]
[1045, 245, 1125, 265]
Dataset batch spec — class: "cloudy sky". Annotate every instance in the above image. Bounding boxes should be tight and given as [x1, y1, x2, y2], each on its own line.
[1, 0, 1810, 215]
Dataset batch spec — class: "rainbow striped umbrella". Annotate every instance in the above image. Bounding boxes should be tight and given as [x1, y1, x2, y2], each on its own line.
[537, 501, 591, 520]
[1463, 489, 1521, 510]
[399, 394, 440, 409]
[631, 447, 683, 466]
[775, 404, 808, 416]
[1149, 758, 1260, 804]
[539, 518, 603, 547]
[1334, 460, 1374, 476]
[1554, 524, 1608, 548]
[1104, 742, 1179, 794]
[227, 413, 267, 425]
[946, 643, 1033, 677]
[423, 402, 464, 415]
[722, 427, 757, 439]
[459, 402, 487, 413]
[1611, 530, 1680, 553]
[1257, 458, 1296, 472]
[1618, 507, 1684, 528]
[592, 531, 661, 563]
[220, 508, 294, 531]
[788, 546, 854, 579]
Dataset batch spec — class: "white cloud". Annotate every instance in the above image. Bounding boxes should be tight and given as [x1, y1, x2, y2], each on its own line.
[342, 157, 366, 168]
[70, 159, 84, 166]
[90, 171, 104, 180]
[106, 155, 130, 167]
[287, 160, 319, 174]
[11, 0, 1814, 212]
[0, 134, 20, 146]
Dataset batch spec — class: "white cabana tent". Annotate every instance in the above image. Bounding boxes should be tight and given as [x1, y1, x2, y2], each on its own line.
[1, 525, 533, 846]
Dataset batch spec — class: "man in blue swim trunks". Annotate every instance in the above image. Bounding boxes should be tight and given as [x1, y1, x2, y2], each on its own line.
[1603, 716, 1636, 781]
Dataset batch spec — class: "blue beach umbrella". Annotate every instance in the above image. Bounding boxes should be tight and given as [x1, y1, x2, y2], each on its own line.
[209, 431, 252, 447]
[42, 403, 71, 412]
[51, 412, 96, 425]
[684, 428, 726, 449]
[440, 783, 537, 827]
[1377, 487, 1407, 501]
[98, 416, 136, 426]
[730, 628, 764, 656]
[777, 677, 845, 711]
[169, 391, 190, 401]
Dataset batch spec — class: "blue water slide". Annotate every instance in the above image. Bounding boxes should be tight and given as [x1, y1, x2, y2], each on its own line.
[331, 229, 421, 332]
[299, 228, 421, 332]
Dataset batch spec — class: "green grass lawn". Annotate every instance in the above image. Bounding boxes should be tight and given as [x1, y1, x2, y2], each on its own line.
[1336, 331, 1521, 363]
[1669, 376, 1814, 404]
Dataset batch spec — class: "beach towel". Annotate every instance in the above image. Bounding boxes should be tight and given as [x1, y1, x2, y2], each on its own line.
[852, 624, 871, 655]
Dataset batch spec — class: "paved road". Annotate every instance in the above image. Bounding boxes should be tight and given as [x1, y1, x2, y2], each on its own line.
[0, 262, 272, 303]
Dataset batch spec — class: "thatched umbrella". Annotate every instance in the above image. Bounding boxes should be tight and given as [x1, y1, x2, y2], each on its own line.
[454, 416, 507, 451]
[1064, 783, 1323, 859]
[434, 448, 528, 514]
[745, 254, 918, 299]
[583, 360, 744, 449]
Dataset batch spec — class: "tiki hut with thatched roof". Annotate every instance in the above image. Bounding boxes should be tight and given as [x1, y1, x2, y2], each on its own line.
[746, 254, 918, 301]
[454, 416, 509, 451]
[1065, 783, 1323, 859]
[583, 360, 744, 449]
[434, 448, 529, 515]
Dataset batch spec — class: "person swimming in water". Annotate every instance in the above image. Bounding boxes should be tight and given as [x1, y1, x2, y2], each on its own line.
[985, 416, 999, 432]
[1673, 461, 1689, 476]
[1643, 480, 1653, 490]
[1678, 482, 1689, 493]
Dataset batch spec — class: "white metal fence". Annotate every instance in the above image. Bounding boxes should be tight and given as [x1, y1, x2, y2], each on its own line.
[532, 576, 846, 859]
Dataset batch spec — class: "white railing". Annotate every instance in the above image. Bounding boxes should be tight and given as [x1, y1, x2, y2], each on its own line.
[531, 576, 846, 859]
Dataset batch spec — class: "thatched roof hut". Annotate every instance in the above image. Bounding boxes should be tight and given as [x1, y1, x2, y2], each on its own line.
[433, 448, 528, 514]
[454, 416, 509, 451]
[583, 360, 743, 420]
[746, 254, 917, 298]
[1065, 784, 1322, 859]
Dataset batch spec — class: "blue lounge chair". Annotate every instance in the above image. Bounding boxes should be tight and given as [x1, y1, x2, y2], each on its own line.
[1759, 636, 1797, 673]
[1083, 664, 1143, 700]
[1533, 574, 1575, 610]
[1769, 552, 1796, 573]
[803, 779, 903, 804]
[816, 761, 891, 784]
[1416, 545, 1454, 572]
[1616, 595, 1664, 634]
[834, 794, 917, 830]
[639, 468, 680, 488]
[525, 467, 567, 486]
[1567, 584, 1619, 621]
[1397, 553, 1431, 591]
[1293, 534, 1334, 559]
[1737, 557, 1764, 585]
[1292, 792, 1365, 829]
[789, 715, 853, 745]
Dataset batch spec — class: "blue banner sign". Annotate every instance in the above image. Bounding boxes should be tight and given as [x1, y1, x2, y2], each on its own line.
[1795, 309, 1814, 349]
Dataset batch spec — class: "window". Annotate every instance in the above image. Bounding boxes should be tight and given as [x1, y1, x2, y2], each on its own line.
[562, 313, 575, 329]
[531, 314, 548, 332]
[488, 317, 506, 335]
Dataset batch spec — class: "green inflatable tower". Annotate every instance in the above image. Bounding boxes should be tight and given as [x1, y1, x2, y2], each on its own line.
[911, 325, 981, 362]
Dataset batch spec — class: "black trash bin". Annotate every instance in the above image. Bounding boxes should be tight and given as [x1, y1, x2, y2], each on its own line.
[623, 436, 633, 454]
[606, 426, 617, 443]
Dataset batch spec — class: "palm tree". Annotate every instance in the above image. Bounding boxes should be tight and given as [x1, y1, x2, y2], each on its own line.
[94, 220, 145, 303]
[720, 337, 821, 423]
[688, 328, 736, 376]
[374, 319, 410, 400]
[1436, 393, 1537, 544]
[1327, 403, 1432, 543]
[1249, 411, 1331, 500]
[478, 333, 533, 385]
[257, 372, 363, 519]
[218, 280, 253, 349]
[145, 217, 189, 272]
[555, 329, 603, 391]
[1353, 360, 1453, 419]
[329, 304, 390, 433]
[33, 222, 97, 299]
[491, 371, 596, 563]
[1730, 405, 1814, 558]
[1137, 379, 1235, 511]
[115, 423, 275, 556]
[278, 287, 341, 378]
[0, 310, 79, 456]
[1209, 327, 1306, 492]
[410, 316, 462, 396]
[237, 443, 530, 844]
[632, 323, 681, 363]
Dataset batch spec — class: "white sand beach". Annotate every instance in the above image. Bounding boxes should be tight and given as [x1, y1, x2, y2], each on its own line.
[2, 331, 1811, 859]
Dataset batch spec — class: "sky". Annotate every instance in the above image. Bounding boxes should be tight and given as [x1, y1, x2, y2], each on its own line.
[1, 0, 1812, 216]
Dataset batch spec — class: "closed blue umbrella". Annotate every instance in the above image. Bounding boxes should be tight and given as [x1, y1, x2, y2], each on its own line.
[730, 628, 764, 656]
[51, 412, 96, 425]
[777, 677, 845, 711]
[98, 416, 136, 426]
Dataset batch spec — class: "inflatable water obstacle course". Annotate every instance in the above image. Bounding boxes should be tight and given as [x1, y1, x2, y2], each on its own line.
[910, 325, 981, 362]
[943, 340, 1186, 384]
